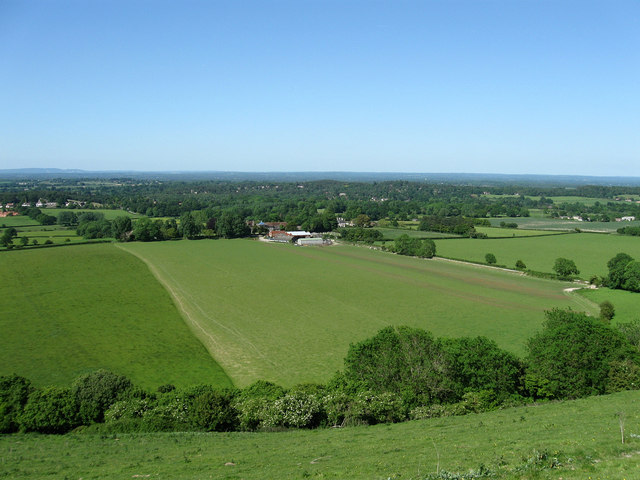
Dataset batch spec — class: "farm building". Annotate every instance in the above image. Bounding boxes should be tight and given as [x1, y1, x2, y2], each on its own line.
[267, 230, 312, 243]
[297, 237, 324, 246]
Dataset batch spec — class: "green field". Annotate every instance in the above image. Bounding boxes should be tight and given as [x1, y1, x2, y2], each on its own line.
[0, 244, 231, 389]
[376, 227, 458, 239]
[0, 215, 38, 227]
[474, 226, 565, 238]
[2, 389, 639, 479]
[52, 208, 144, 220]
[120, 240, 592, 387]
[435, 232, 640, 278]
[488, 215, 640, 232]
[578, 287, 640, 324]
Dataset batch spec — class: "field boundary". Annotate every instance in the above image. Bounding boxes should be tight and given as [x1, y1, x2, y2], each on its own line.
[114, 243, 234, 383]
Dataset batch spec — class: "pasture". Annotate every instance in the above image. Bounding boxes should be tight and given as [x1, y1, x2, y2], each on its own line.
[52, 208, 144, 220]
[120, 240, 592, 387]
[0, 215, 37, 227]
[2, 389, 639, 479]
[435, 232, 640, 278]
[474, 226, 565, 238]
[578, 287, 640, 324]
[0, 244, 231, 389]
[487, 215, 640, 232]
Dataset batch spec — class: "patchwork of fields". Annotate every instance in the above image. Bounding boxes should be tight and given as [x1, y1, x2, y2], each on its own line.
[0, 244, 231, 388]
[120, 240, 590, 387]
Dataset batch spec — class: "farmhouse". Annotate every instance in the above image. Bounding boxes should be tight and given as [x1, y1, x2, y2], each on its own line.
[615, 216, 636, 222]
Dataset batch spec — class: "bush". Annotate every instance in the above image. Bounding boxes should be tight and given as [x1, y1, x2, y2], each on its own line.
[343, 326, 458, 407]
[19, 387, 80, 434]
[262, 391, 325, 429]
[442, 336, 524, 401]
[485, 253, 497, 265]
[72, 370, 133, 424]
[525, 309, 640, 399]
[515, 260, 526, 270]
[349, 391, 404, 424]
[104, 398, 153, 423]
[0, 375, 32, 433]
[188, 389, 238, 432]
[233, 396, 271, 431]
[599, 301, 615, 323]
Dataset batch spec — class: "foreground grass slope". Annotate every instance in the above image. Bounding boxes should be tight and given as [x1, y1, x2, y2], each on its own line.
[0, 244, 231, 389]
[121, 240, 592, 387]
[435, 232, 640, 277]
[2, 390, 639, 479]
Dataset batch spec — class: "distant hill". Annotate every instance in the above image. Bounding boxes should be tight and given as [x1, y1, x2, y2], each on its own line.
[2, 168, 640, 186]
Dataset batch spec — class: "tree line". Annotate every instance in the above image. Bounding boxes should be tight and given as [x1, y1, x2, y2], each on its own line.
[3, 309, 639, 435]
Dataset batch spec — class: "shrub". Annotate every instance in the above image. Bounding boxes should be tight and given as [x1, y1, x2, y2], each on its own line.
[19, 387, 80, 434]
[599, 301, 615, 323]
[262, 391, 324, 429]
[525, 309, 640, 399]
[442, 336, 524, 401]
[515, 259, 526, 270]
[188, 389, 238, 432]
[233, 396, 271, 431]
[485, 253, 497, 265]
[104, 398, 153, 423]
[0, 375, 32, 433]
[72, 370, 133, 424]
[349, 391, 404, 424]
[343, 326, 458, 407]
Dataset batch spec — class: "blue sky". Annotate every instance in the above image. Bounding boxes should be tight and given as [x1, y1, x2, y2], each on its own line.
[1, 0, 638, 175]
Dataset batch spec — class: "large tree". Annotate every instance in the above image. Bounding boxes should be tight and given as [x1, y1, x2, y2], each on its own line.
[553, 257, 579, 279]
[525, 309, 639, 399]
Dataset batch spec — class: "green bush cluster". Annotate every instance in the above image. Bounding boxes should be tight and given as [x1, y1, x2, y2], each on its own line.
[3, 310, 639, 435]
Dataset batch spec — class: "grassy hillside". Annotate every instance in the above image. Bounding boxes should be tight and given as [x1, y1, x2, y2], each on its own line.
[0, 244, 232, 389]
[121, 240, 593, 387]
[435, 232, 640, 277]
[2, 390, 639, 479]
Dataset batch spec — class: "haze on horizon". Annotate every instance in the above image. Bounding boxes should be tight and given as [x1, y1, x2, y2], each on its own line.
[1, 0, 638, 176]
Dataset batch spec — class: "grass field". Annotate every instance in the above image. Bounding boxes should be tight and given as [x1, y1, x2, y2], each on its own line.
[375, 227, 458, 239]
[435, 232, 640, 278]
[52, 208, 144, 220]
[474, 226, 565, 238]
[578, 287, 640, 324]
[487, 215, 640, 232]
[0, 244, 231, 389]
[120, 240, 592, 387]
[0, 215, 38, 227]
[2, 389, 639, 479]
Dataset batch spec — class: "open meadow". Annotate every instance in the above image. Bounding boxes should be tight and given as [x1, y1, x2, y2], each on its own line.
[0, 244, 231, 389]
[2, 389, 639, 479]
[578, 287, 640, 324]
[435, 232, 640, 278]
[120, 240, 593, 387]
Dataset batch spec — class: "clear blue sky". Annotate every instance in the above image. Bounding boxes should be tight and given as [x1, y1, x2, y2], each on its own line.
[1, 0, 638, 175]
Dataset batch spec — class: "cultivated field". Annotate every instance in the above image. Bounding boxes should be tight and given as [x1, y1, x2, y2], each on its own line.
[435, 232, 640, 278]
[120, 240, 592, 387]
[0, 244, 231, 388]
[2, 389, 639, 479]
